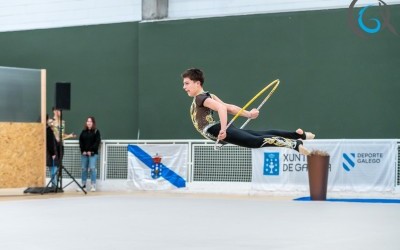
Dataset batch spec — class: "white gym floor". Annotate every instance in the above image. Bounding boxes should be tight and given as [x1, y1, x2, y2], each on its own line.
[0, 190, 399, 250]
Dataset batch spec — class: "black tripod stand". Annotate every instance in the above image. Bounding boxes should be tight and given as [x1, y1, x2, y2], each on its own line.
[43, 109, 86, 194]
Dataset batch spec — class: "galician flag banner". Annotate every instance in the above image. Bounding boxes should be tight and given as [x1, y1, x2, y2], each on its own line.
[252, 140, 397, 192]
[128, 144, 188, 190]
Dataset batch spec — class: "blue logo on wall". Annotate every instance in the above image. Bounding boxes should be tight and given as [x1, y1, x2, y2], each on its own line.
[348, 0, 398, 37]
[342, 153, 356, 171]
[358, 5, 381, 34]
[263, 152, 279, 176]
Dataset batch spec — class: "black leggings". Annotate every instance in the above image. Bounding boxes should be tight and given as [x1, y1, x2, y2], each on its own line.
[207, 123, 304, 151]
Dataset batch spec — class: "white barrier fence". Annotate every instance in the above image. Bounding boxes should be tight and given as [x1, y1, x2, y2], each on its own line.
[58, 139, 400, 193]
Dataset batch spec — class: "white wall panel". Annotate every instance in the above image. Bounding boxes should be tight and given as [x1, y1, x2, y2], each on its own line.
[169, 0, 400, 20]
[0, 0, 141, 32]
[1, 0, 399, 31]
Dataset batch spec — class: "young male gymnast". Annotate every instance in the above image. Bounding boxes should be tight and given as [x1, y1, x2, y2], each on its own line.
[181, 68, 314, 155]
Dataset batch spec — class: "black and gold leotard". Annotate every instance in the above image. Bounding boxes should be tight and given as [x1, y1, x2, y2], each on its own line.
[190, 92, 219, 140]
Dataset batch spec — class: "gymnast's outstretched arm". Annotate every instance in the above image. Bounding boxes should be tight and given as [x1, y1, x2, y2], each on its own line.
[211, 94, 259, 119]
[203, 97, 228, 134]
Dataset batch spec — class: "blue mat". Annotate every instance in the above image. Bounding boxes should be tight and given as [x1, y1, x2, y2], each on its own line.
[294, 197, 400, 203]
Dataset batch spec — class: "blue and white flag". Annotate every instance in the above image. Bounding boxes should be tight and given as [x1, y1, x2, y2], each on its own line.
[128, 144, 188, 190]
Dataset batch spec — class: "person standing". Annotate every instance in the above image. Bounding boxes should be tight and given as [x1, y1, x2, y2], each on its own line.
[79, 116, 101, 192]
[48, 107, 76, 167]
[46, 114, 59, 187]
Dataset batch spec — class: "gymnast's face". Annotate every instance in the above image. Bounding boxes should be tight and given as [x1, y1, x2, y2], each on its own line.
[183, 77, 202, 97]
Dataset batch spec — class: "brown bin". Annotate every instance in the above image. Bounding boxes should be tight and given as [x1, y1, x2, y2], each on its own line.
[307, 151, 330, 200]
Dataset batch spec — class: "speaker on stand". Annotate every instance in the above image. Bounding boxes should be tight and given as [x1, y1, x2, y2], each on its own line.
[55, 82, 71, 110]
[43, 82, 86, 194]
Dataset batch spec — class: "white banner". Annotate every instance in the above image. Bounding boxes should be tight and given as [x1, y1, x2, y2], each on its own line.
[252, 140, 397, 192]
[128, 144, 188, 190]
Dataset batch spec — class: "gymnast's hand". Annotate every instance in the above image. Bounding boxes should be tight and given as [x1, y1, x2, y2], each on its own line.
[218, 129, 226, 140]
[249, 109, 259, 119]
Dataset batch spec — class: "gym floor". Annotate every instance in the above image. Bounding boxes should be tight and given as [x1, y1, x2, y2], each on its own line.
[0, 189, 399, 250]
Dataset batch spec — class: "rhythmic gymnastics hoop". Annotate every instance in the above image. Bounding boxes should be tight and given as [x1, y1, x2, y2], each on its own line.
[214, 79, 280, 150]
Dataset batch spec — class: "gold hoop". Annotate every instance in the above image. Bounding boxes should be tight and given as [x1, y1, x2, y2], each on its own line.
[214, 79, 280, 150]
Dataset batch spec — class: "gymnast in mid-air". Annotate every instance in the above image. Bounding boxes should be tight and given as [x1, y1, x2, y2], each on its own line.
[181, 68, 315, 155]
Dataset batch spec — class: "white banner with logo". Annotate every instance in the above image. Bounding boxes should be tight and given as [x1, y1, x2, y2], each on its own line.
[128, 144, 188, 190]
[252, 140, 397, 192]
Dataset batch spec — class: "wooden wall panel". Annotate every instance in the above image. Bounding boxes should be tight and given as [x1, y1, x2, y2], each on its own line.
[0, 123, 45, 188]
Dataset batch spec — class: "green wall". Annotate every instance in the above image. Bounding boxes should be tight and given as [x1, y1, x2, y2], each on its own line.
[0, 6, 399, 139]
[138, 6, 400, 139]
[0, 22, 139, 139]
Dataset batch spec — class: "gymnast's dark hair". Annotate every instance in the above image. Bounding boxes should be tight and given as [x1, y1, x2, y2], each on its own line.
[181, 68, 205, 86]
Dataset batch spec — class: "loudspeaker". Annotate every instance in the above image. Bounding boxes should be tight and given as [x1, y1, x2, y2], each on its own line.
[55, 82, 71, 110]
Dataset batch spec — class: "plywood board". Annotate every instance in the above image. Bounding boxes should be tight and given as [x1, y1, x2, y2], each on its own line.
[0, 123, 45, 188]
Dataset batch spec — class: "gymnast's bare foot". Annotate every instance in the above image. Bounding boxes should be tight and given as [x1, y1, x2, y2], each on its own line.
[296, 128, 315, 140]
[299, 144, 311, 156]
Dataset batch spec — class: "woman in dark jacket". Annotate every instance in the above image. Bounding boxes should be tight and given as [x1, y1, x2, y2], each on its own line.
[46, 114, 59, 187]
[78, 116, 101, 192]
